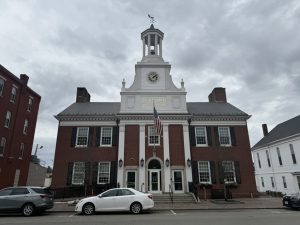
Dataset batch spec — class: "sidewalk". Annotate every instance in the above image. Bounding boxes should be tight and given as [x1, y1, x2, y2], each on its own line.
[49, 197, 284, 212]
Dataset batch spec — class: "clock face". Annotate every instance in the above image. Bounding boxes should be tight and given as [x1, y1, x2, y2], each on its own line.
[148, 72, 159, 82]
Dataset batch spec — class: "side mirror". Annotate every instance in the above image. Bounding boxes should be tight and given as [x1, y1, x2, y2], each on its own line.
[97, 194, 102, 198]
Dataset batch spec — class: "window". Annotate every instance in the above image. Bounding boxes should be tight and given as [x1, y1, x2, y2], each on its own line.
[218, 127, 231, 146]
[0, 78, 4, 96]
[4, 111, 11, 128]
[0, 188, 13, 196]
[271, 177, 275, 188]
[10, 87, 17, 102]
[0, 137, 6, 156]
[76, 127, 89, 147]
[222, 161, 236, 183]
[27, 98, 33, 112]
[118, 189, 134, 196]
[97, 162, 110, 184]
[266, 150, 271, 167]
[261, 177, 265, 188]
[101, 189, 117, 197]
[282, 176, 287, 188]
[19, 143, 24, 159]
[72, 162, 85, 185]
[100, 127, 112, 146]
[256, 152, 261, 168]
[11, 188, 29, 195]
[23, 119, 28, 134]
[195, 127, 207, 146]
[276, 147, 282, 166]
[290, 144, 297, 164]
[148, 126, 159, 145]
[198, 161, 211, 183]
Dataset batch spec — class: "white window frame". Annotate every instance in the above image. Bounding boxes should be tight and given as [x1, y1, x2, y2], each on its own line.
[4, 111, 11, 128]
[282, 176, 287, 189]
[261, 177, 265, 188]
[198, 161, 211, 184]
[271, 176, 275, 188]
[195, 127, 208, 146]
[148, 126, 160, 146]
[72, 162, 85, 185]
[0, 78, 4, 96]
[27, 97, 33, 112]
[289, 144, 297, 164]
[257, 152, 261, 168]
[97, 162, 110, 184]
[23, 119, 28, 134]
[222, 161, 236, 183]
[10, 86, 17, 103]
[75, 127, 89, 147]
[100, 127, 113, 146]
[0, 137, 6, 156]
[19, 143, 24, 159]
[218, 127, 231, 146]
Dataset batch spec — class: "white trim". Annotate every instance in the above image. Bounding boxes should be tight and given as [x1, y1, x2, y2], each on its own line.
[119, 120, 188, 126]
[100, 127, 113, 147]
[72, 162, 85, 185]
[97, 161, 111, 184]
[195, 127, 208, 147]
[60, 121, 117, 126]
[0, 75, 7, 81]
[218, 127, 232, 147]
[198, 161, 212, 184]
[117, 124, 125, 187]
[191, 121, 246, 126]
[148, 125, 160, 146]
[75, 127, 89, 147]
[139, 125, 145, 191]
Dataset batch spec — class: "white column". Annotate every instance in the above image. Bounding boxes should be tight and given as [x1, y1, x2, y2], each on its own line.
[142, 38, 145, 57]
[139, 125, 146, 192]
[117, 124, 125, 187]
[183, 124, 192, 189]
[159, 38, 162, 56]
[154, 35, 158, 55]
[147, 34, 151, 55]
[163, 124, 171, 192]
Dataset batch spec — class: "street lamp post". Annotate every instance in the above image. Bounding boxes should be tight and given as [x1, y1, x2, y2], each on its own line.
[34, 144, 43, 156]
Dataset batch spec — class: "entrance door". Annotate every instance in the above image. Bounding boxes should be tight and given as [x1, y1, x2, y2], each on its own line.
[149, 169, 161, 193]
[126, 171, 136, 189]
[172, 170, 184, 193]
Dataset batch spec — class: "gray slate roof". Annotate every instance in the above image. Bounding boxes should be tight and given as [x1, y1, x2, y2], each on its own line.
[56, 102, 249, 117]
[252, 115, 300, 150]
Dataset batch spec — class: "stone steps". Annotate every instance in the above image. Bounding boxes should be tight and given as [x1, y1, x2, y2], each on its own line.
[153, 193, 196, 204]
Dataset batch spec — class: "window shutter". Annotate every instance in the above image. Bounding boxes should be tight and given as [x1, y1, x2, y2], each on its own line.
[66, 162, 74, 185]
[230, 127, 236, 146]
[88, 127, 94, 147]
[84, 162, 91, 185]
[189, 126, 196, 147]
[96, 127, 101, 147]
[191, 161, 199, 184]
[234, 161, 241, 184]
[112, 126, 119, 146]
[214, 127, 220, 146]
[92, 162, 98, 185]
[218, 161, 224, 184]
[110, 161, 117, 188]
[206, 127, 212, 146]
[70, 127, 77, 147]
[210, 161, 217, 184]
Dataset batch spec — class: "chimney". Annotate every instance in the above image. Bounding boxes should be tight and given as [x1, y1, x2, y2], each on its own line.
[262, 124, 268, 136]
[208, 87, 227, 103]
[76, 87, 90, 103]
[20, 74, 29, 86]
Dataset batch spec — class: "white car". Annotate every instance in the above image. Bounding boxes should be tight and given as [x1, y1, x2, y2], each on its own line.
[75, 188, 154, 215]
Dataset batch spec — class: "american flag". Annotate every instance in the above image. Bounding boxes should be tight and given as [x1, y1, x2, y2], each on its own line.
[153, 106, 162, 136]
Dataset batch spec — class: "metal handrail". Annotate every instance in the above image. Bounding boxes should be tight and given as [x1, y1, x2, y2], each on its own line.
[169, 183, 174, 204]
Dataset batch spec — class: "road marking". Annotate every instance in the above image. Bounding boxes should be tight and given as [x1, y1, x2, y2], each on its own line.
[170, 210, 176, 215]
[69, 214, 76, 217]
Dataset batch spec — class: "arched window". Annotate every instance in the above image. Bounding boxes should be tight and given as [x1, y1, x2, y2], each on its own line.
[4, 111, 11, 128]
[10, 87, 17, 102]
[0, 137, 6, 156]
[148, 159, 161, 169]
[27, 98, 33, 112]
[19, 143, 25, 159]
[23, 119, 28, 134]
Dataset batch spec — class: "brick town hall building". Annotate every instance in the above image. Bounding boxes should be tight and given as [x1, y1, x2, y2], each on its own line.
[52, 25, 257, 199]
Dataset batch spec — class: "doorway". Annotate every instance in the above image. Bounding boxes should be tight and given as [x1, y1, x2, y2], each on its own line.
[172, 170, 184, 193]
[148, 159, 162, 193]
[126, 171, 136, 189]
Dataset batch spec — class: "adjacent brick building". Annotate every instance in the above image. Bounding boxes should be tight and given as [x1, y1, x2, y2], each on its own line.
[0, 65, 41, 189]
[52, 25, 257, 199]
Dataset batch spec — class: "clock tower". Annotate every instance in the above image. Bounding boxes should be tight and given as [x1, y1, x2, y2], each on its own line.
[120, 24, 188, 113]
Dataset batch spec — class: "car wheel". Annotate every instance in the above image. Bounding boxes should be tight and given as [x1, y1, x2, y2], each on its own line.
[82, 203, 95, 215]
[130, 202, 142, 214]
[22, 203, 35, 216]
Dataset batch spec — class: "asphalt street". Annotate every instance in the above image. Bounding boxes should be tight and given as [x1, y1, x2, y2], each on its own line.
[0, 209, 299, 225]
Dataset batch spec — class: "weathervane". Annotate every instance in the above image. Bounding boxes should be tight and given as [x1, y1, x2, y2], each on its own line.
[148, 14, 155, 24]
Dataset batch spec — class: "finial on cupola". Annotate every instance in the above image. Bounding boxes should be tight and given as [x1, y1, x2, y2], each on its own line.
[122, 78, 126, 88]
[181, 78, 184, 88]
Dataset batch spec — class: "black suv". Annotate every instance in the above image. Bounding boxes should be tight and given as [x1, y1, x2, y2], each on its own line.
[282, 192, 300, 209]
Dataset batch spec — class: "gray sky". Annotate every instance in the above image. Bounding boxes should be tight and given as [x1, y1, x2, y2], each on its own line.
[1, 0, 300, 167]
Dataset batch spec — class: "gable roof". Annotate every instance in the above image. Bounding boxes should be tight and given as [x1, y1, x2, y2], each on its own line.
[252, 115, 300, 150]
[56, 101, 249, 118]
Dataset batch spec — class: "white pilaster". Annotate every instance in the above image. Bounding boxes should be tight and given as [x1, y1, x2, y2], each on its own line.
[147, 34, 150, 55]
[163, 124, 171, 192]
[155, 34, 158, 55]
[142, 38, 145, 57]
[183, 124, 193, 188]
[139, 124, 146, 192]
[159, 38, 162, 56]
[117, 124, 125, 187]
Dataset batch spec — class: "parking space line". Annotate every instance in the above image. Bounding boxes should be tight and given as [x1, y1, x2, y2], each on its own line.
[170, 210, 176, 215]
